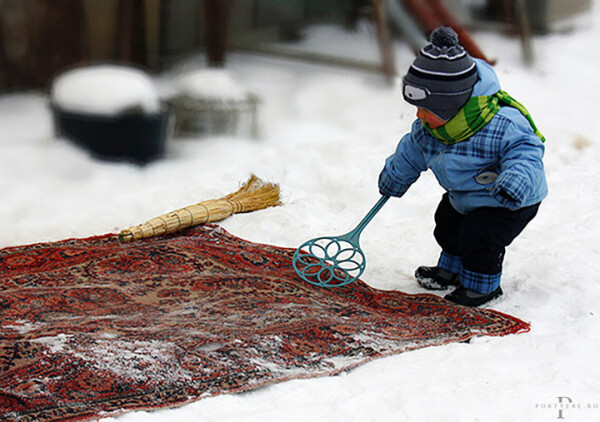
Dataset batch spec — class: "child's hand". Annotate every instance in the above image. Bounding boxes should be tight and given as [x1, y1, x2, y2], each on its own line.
[493, 187, 521, 210]
[498, 189, 516, 202]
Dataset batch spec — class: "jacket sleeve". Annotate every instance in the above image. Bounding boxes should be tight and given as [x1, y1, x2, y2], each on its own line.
[378, 129, 428, 197]
[490, 119, 546, 209]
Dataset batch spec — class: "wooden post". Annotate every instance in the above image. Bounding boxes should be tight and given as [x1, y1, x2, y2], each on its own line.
[203, 0, 232, 68]
[371, 0, 396, 85]
[0, 0, 86, 90]
[117, 0, 149, 67]
[514, 0, 534, 65]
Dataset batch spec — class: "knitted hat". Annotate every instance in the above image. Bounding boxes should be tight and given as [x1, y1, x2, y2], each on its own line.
[402, 26, 478, 121]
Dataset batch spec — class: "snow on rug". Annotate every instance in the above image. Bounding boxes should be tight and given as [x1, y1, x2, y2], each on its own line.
[0, 225, 529, 421]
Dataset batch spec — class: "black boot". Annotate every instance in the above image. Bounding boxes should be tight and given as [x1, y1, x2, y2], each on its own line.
[445, 286, 503, 307]
[415, 266, 460, 290]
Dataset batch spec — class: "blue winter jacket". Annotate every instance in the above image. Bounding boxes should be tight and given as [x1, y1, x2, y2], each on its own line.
[379, 59, 548, 214]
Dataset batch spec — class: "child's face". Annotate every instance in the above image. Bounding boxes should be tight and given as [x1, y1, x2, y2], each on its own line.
[417, 107, 448, 129]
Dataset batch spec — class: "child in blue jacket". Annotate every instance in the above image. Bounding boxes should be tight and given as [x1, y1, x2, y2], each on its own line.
[379, 26, 547, 307]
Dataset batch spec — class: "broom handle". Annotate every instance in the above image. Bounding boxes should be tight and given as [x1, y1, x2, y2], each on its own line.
[345, 195, 390, 244]
[119, 175, 281, 243]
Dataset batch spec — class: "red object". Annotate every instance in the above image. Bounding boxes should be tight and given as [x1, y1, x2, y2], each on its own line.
[403, 0, 494, 64]
[0, 226, 528, 421]
[403, 0, 443, 32]
[426, 0, 494, 64]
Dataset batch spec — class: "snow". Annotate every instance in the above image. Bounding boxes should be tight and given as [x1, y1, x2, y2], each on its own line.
[170, 68, 249, 101]
[2, 2, 600, 421]
[72, 339, 194, 385]
[50, 65, 161, 115]
[30, 334, 73, 354]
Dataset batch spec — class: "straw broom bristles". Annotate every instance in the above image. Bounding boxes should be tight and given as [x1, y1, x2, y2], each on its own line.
[118, 175, 281, 243]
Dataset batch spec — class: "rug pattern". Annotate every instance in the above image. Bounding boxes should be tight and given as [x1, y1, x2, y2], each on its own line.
[0, 225, 529, 421]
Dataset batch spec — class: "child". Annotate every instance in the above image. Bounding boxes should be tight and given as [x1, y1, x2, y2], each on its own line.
[379, 26, 547, 307]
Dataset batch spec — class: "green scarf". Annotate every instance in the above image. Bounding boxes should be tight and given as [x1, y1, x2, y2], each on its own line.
[423, 90, 545, 144]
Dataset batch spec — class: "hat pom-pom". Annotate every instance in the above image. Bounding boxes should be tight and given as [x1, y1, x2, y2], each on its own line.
[430, 26, 459, 48]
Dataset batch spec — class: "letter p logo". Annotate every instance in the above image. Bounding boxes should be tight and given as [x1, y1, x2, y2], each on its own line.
[557, 396, 573, 419]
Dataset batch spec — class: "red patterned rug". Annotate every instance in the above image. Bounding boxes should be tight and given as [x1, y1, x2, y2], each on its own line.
[0, 225, 529, 421]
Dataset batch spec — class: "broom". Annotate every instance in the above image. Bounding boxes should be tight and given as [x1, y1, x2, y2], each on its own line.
[118, 175, 281, 243]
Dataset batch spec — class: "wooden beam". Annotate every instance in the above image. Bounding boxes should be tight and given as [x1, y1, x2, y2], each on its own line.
[372, 0, 397, 84]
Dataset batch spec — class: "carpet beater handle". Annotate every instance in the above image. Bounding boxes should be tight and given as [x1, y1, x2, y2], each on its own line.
[293, 195, 390, 287]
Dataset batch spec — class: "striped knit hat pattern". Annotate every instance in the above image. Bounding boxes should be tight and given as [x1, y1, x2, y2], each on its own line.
[403, 26, 478, 121]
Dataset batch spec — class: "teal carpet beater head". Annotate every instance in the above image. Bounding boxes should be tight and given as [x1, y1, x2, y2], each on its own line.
[293, 195, 389, 287]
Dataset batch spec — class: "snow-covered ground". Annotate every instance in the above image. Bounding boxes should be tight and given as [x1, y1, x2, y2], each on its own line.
[1, 2, 600, 421]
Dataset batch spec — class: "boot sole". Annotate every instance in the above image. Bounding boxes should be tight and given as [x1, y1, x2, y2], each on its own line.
[445, 287, 503, 307]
